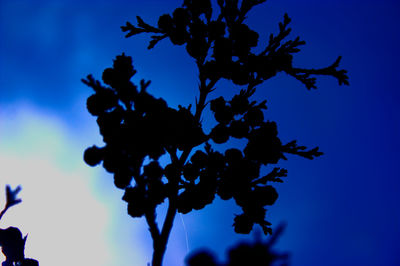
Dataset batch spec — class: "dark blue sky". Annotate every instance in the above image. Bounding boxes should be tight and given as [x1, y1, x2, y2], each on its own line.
[1, 0, 399, 265]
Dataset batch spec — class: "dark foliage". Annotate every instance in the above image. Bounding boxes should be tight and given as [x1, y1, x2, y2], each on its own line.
[83, 0, 348, 265]
[186, 223, 289, 266]
[0, 185, 39, 266]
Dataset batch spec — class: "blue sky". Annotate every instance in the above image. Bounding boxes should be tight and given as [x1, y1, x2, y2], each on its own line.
[0, 0, 399, 265]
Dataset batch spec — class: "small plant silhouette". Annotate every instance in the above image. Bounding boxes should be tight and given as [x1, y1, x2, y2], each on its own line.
[186, 223, 289, 266]
[0, 185, 39, 266]
[83, 0, 348, 265]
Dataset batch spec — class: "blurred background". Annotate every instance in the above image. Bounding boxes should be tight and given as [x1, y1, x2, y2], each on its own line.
[0, 0, 399, 265]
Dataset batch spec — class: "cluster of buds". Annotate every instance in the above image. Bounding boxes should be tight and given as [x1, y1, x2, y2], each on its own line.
[84, 0, 348, 237]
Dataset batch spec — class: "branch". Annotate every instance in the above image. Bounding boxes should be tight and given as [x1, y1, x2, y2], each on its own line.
[152, 197, 178, 266]
[261, 13, 293, 55]
[148, 34, 168, 49]
[0, 185, 22, 222]
[145, 211, 161, 244]
[282, 140, 323, 159]
[121, 17, 162, 38]
[150, 66, 219, 265]
[287, 56, 349, 89]
[195, 78, 219, 122]
[252, 168, 288, 185]
[160, 197, 177, 241]
[81, 74, 107, 93]
[258, 14, 349, 89]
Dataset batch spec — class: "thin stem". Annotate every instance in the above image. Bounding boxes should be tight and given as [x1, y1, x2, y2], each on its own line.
[145, 211, 160, 244]
[179, 78, 218, 166]
[0, 206, 9, 222]
[150, 69, 218, 266]
[151, 197, 177, 266]
[194, 78, 218, 121]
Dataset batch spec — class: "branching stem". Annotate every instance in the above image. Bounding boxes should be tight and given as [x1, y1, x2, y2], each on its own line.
[151, 197, 177, 266]
[150, 68, 218, 266]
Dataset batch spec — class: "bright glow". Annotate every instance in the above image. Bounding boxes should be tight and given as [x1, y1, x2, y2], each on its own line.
[0, 103, 113, 265]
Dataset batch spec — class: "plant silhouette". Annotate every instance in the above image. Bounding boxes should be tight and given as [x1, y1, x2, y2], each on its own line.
[186, 223, 288, 266]
[83, 0, 348, 265]
[0, 185, 39, 266]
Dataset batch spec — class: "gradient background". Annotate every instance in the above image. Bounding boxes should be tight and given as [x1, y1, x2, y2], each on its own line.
[1, 0, 399, 265]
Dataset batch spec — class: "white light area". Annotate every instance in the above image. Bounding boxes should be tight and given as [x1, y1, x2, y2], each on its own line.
[0, 103, 116, 265]
[0, 102, 194, 265]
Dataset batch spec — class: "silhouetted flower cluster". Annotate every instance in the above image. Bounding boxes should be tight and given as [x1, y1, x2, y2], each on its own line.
[83, 50, 323, 234]
[121, 0, 348, 88]
[0, 186, 39, 266]
[186, 223, 289, 266]
[84, 0, 348, 265]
